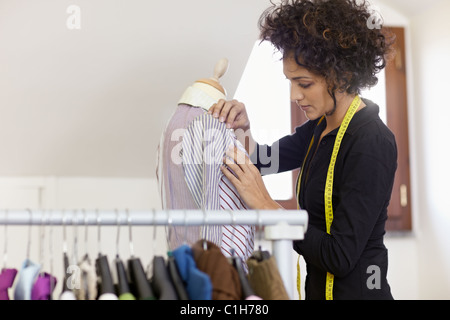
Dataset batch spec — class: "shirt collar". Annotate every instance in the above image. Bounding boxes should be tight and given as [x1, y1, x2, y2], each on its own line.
[178, 82, 226, 111]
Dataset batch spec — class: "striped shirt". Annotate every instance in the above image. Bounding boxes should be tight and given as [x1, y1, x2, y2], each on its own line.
[157, 104, 255, 270]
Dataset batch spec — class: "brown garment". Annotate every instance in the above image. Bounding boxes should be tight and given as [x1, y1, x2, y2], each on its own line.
[246, 255, 290, 300]
[192, 240, 242, 300]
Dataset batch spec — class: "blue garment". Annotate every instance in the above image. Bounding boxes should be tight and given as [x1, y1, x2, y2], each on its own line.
[172, 245, 212, 300]
[13, 259, 41, 300]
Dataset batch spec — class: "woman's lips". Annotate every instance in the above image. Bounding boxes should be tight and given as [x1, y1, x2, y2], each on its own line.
[300, 105, 311, 111]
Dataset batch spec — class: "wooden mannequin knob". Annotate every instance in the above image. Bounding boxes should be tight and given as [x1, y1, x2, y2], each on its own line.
[196, 58, 229, 96]
[212, 58, 229, 82]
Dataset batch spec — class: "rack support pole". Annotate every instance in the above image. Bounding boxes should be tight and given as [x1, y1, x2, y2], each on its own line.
[265, 221, 305, 300]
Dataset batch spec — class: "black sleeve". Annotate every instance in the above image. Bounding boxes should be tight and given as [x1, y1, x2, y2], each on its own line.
[250, 120, 317, 176]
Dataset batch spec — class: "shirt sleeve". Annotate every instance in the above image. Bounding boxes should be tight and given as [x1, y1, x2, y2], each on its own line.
[294, 133, 398, 277]
[182, 113, 234, 210]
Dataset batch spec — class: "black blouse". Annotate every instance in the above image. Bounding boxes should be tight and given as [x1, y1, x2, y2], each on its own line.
[251, 99, 397, 300]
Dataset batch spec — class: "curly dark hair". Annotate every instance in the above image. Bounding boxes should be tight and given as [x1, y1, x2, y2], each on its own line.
[258, 0, 395, 96]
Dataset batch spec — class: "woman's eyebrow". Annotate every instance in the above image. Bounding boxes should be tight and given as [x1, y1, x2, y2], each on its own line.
[290, 76, 312, 81]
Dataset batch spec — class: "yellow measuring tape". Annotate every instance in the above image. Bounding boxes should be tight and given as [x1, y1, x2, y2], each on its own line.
[296, 96, 361, 300]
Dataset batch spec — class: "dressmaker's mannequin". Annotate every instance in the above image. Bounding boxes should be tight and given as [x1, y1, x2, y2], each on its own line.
[156, 59, 254, 272]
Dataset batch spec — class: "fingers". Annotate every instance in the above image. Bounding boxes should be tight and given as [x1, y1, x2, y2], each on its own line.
[208, 99, 247, 130]
[225, 146, 251, 167]
[221, 147, 275, 210]
[220, 149, 248, 189]
[220, 162, 240, 186]
[207, 99, 225, 118]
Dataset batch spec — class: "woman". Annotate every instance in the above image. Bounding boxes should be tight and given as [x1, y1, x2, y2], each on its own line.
[208, 0, 397, 300]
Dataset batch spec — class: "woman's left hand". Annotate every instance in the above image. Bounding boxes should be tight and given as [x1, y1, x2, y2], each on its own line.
[221, 147, 282, 210]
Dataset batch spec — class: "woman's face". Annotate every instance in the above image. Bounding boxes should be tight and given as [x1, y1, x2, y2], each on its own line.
[283, 55, 334, 121]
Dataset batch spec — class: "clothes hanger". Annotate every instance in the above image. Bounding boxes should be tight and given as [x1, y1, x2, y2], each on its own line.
[0, 209, 18, 301]
[114, 209, 135, 300]
[61, 210, 70, 293]
[151, 209, 188, 300]
[202, 209, 208, 250]
[58, 210, 76, 300]
[251, 210, 270, 262]
[95, 209, 117, 299]
[227, 210, 256, 299]
[31, 210, 57, 300]
[48, 210, 55, 299]
[145, 207, 159, 278]
[79, 209, 90, 299]
[13, 209, 41, 300]
[71, 210, 80, 295]
[2, 209, 9, 271]
[166, 211, 189, 300]
[77, 209, 97, 300]
[127, 209, 155, 300]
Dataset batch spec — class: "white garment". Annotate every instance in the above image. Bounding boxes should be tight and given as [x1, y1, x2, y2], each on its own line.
[59, 290, 77, 300]
[98, 293, 119, 300]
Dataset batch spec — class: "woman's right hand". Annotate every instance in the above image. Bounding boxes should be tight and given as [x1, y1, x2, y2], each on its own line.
[208, 99, 250, 132]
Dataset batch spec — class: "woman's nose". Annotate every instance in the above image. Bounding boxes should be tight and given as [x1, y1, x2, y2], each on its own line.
[291, 87, 304, 103]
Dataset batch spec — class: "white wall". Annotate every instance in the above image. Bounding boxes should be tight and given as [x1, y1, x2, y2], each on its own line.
[408, 0, 450, 299]
[374, 0, 450, 300]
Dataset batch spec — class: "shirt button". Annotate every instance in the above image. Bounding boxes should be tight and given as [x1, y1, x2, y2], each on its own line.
[321, 140, 327, 146]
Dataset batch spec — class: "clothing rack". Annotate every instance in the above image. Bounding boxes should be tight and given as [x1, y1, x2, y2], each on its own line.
[0, 209, 308, 299]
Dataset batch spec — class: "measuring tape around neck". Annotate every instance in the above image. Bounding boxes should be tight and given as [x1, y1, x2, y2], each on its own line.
[296, 95, 362, 300]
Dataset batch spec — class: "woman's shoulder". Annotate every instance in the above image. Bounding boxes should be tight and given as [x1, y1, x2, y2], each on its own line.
[354, 99, 396, 141]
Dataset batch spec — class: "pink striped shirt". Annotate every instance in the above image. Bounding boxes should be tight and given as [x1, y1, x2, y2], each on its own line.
[157, 104, 254, 270]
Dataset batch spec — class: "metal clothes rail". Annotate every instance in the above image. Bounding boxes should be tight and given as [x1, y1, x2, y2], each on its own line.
[0, 209, 308, 299]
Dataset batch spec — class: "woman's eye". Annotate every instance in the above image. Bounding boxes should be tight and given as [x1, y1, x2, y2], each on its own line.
[299, 83, 312, 89]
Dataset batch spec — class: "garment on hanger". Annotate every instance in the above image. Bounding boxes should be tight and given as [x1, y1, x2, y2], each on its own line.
[95, 254, 118, 300]
[127, 257, 155, 300]
[0, 268, 18, 300]
[13, 259, 41, 300]
[150, 256, 178, 300]
[167, 252, 189, 300]
[59, 251, 76, 300]
[115, 256, 136, 300]
[97, 292, 119, 300]
[59, 290, 77, 300]
[246, 254, 290, 300]
[78, 256, 97, 300]
[191, 240, 241, 300]
[172, 244, 212, 300]
[31, 272, 57, 300]
[230, 253, 261, 300]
